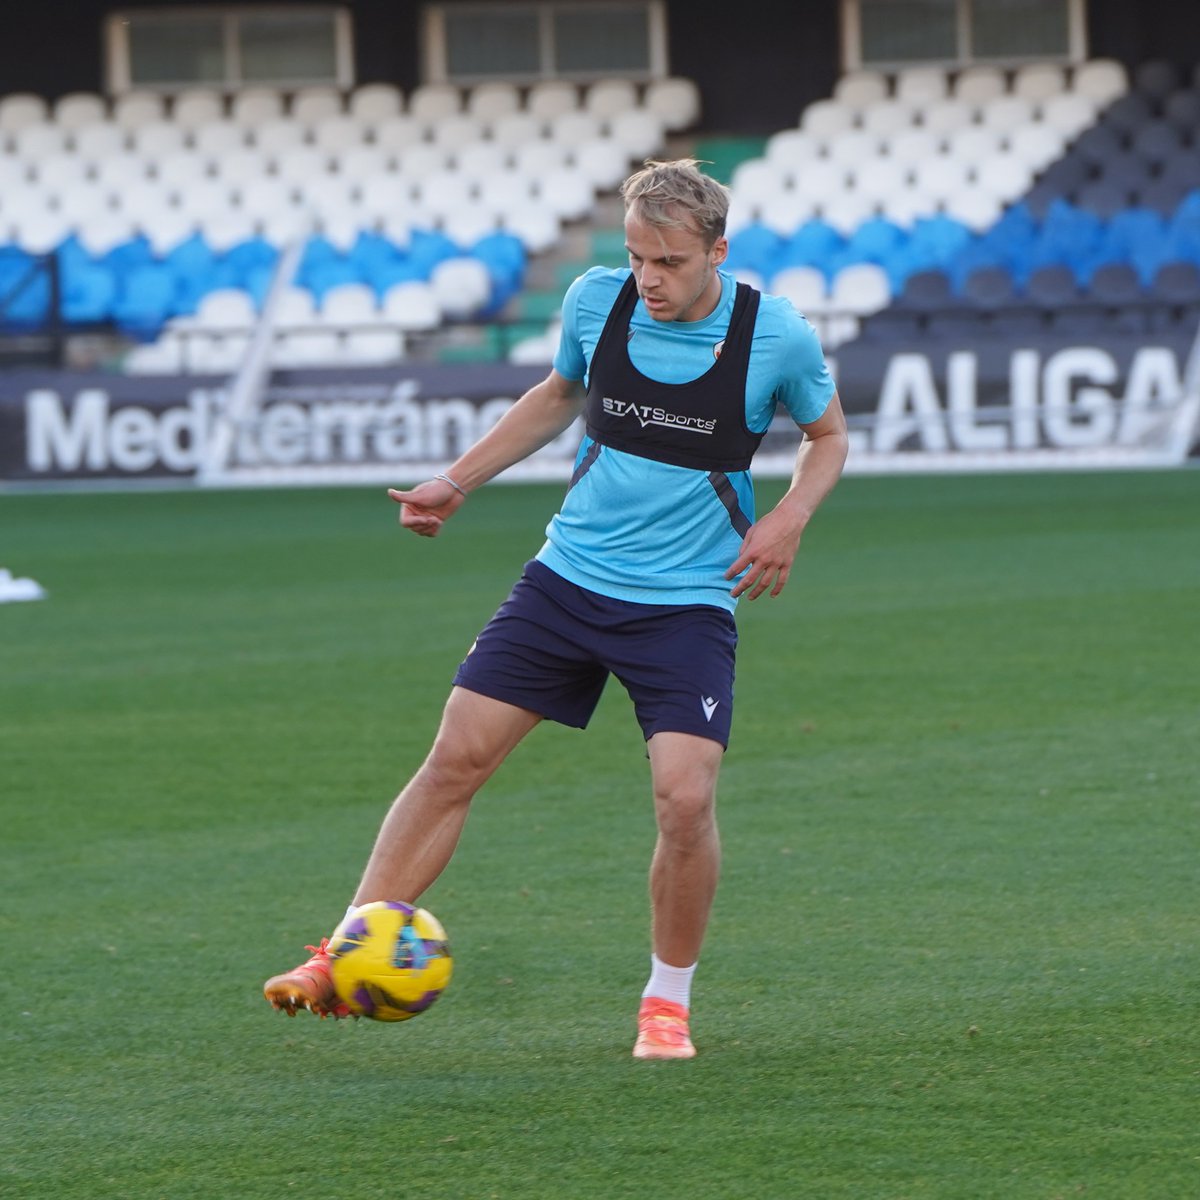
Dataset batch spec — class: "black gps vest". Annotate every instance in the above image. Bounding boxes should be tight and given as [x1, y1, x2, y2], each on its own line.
[584, 274, 765, 473]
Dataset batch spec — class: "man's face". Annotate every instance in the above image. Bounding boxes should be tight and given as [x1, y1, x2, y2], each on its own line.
[624, 205, 728, 324]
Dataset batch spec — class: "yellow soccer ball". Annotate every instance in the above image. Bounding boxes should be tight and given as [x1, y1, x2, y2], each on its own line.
[327, 900, 452, 1022]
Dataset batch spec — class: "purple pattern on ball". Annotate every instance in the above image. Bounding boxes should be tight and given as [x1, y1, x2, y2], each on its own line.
[353, 986, 376, 1015]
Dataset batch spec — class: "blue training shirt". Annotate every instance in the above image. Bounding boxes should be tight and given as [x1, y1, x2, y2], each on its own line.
[538, 266, 835, 612]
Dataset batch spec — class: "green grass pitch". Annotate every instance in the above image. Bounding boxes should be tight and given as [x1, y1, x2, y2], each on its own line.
[2, 470, 1198, 1199]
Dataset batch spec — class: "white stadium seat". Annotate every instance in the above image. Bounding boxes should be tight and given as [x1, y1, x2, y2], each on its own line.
[172, 88, 225, 130]
[72, 121, 127, 160]
[348, 83, 403, 121]
[801, 99, 855, 138]
[196, 288, 258, 329]
[311, 114, 368, 154]
[536, 167, 595, 221]
[94, 152, 153, 192]
[54, 92, 108, 129]
[568, 137, 629, 190]
[231, 87, 285, 128]
[606, 111, 665, 160]
[1013, 62, 1069, 102]
[834, 70, 890, 109]
[829, 262, 891, 314]
[112, 92, 166, 130]
[758, 190, 819, 236]
[408, 83, 462, 124]
[192, 120, 247, 157]
[253, 118, 309, 157]
[643, 77, 701, 131]
[382, 280, 442, 331]
[526, 80, 579, 121]
[861, 100, 919, 137]
[132, 120, 188, 158]
[13, 122, 67, 161]
[344, 328, 405, 365]
[1071, 58, 1128, 105]
[372, 114, 426, 154]
[320, 283, 379, 326]
[585, 78, 639, 119]
[895, 66, 950, 104]
[430, 257, 492, 318]
[954, 65, 1008, 105]
[0, 93, 49, 133]
[490, 112, 546, 149]
[467, 81, 521, 121]
[291, 86, 344, 125]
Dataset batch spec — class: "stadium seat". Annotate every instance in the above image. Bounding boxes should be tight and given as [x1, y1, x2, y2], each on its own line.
[953, 65, 1007, 105]
[430, 256, 493, 318]
[408, 83, 462, 124]
[1150, 259, 1200, 304]
[0, 92, 49, 132]
[1133, 59, 1181, 100]
[526, 80, 579, 121]
[895, 65, 950, 104]
[72, 121, 127, 160]
[344, 327, 405, 364]
[13, 122, 67, 160]
[291, 86, 344, 125]
[467, 81, 521, 122]
[833, 70, 889, 109]
[643, 77, 701, 131]
[349, 83, 403, 121]
[312, 114, 368, 154]
[1012, 62, 1068, 103]
[231, 87, 285, 128]
[1162, 88, 1200, 131]
[1097, 92, 1154, 136]
[173, 89, 225, 129]
[382, 280, 441, 331]
[112, 92, 166, 130]
[585, 78, 639, 119]
[1072, 59, 1128, 106]
[54, 92, 108, 129]
[607, 110, 665, 160]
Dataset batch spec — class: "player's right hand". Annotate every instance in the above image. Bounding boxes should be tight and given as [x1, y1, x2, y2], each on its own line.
[386, 479, 466, 537]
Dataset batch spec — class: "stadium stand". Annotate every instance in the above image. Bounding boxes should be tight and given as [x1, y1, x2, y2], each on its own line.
[0, 75, 703, 370]
[718, 56, 1200, 348]
[4, 55, 1200, 371]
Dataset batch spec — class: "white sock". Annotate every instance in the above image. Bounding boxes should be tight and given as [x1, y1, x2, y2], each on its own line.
[341, 904, 358, 927]
[641, 953, 697, 1009]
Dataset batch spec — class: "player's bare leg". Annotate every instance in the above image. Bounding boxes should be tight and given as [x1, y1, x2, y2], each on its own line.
[264, 688, 540, 1017]
[353, 687, 542, 905]
[634, 731, 723, 1058]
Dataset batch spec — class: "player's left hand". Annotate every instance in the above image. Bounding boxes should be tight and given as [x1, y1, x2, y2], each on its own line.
[725, 508, 806, 600]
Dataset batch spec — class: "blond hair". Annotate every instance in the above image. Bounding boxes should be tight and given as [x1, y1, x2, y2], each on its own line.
[620, 159, 729, 246]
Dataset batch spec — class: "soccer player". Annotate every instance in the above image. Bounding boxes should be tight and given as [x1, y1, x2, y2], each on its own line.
[264, 159, 848, 1059]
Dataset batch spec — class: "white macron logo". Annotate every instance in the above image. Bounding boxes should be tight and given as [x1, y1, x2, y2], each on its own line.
[701, 695, 719, 722]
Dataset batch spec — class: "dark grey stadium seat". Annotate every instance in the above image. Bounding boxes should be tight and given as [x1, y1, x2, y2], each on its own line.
[895, 268, 954, 311]
[1130, 119, 1185, 165]
[1073, 123, 1127, 165]
[1136, 176, 1192, 215]
[1162, 88, 1200, 131]
[962, 266, 1017, 309]
[1099, 92, 1155, 135]
[1088, 262, 1143, 303]
[1076, 179, 1136, 219]
[1150, 259, 1200, 304]
[1027, 265, 1081, 308]
[1134, 59, 1182, 101]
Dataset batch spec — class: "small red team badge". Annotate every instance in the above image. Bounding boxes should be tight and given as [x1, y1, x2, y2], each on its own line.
[713, 338, 725, 360]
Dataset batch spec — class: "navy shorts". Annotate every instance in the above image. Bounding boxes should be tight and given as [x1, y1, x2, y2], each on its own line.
[453, 561, 738, 747]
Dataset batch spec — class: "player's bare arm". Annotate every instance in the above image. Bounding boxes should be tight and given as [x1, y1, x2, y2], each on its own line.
[388, 369, 585, 537]
[726, 391, 849, 600]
